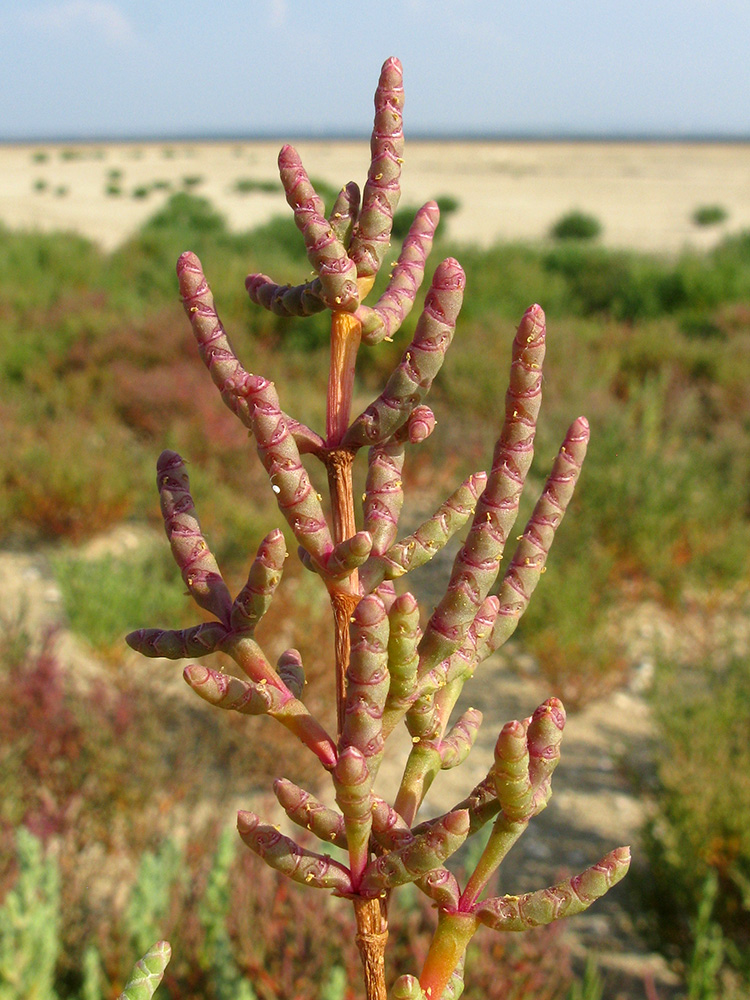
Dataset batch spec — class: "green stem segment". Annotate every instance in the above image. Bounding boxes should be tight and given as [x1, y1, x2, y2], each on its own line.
[419, 911, 478, 1000]
[459, 815, 527, 911]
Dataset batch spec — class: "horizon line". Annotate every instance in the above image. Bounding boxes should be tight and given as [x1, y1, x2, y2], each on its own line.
[2, 130, 750, 146]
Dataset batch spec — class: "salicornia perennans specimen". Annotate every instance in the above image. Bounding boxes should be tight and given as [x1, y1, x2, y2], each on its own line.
[127, 57, 629, 1000]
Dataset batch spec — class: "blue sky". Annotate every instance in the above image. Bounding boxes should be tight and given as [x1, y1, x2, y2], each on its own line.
[2, 0, 749, 139]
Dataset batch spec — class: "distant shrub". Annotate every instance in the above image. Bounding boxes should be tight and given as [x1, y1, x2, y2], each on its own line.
[33, 179, 47, 193]
[435, 193, 460, 215]
[143, 192, 226, 236]
[32, 150, 48, 163]
[105, 183, 122, 197]
[107, 168, 123, 181]
[550, 210, 602, 241]
[232, 177, 278, 195]
[54, 186, 68, 198]
[692, 204, 728, 227]
[182, 174, 204, 188]
[131, 185, 150, 199]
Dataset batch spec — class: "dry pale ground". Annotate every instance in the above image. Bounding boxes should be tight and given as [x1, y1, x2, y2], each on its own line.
[1, 138, 749, 254]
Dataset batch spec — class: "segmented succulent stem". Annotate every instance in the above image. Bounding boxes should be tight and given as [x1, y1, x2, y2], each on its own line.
[333, 745, 374, 885]
[178, 252, 335, 566]
[326, 530, 374, 579]
[273, 778, 347, 850]
[329, 181, 361, 247]
[184, 663, 287, 715]
[245, 272, 326, 317]
[278, 145, 360, 312]
[417, 305, 546, 674]
[382, 592, 421, 737]
[460, 698, 567, 909]
[237, 810, 353, 893]
[117, 941, 171, 1000]
[343, 259, 465, 449]
[358, 201, 440, 346]
[349, 57, 405, 279]
[359, 810, 469, 895]
[391, 975, 425, 1000]
[125, 621, 226, 659]
[475, 847, 631, 932]
[361, 471, 486, 593]
[363, 441, 406, 556]
[490, 415, 590, 652]
[340, 595, 390, 769]
[231, 529, 287, 632]
[277, 648, 305, 699]
[156, 450, 232, 624]
[439, 707, 483, 769]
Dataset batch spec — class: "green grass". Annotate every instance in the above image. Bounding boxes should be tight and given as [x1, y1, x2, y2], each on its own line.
[50, 544, 195, 651]
[641, 654, 750, 992]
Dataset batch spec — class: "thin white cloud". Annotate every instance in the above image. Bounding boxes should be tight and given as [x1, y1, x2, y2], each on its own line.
[21, 1, 138, 46]
[269, 0, 287, 28]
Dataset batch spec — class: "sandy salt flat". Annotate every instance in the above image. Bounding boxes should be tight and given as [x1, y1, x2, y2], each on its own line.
[1, 139, 749, 254]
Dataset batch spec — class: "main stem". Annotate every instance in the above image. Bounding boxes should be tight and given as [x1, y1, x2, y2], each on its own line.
[325, 309, 389, 1000]
[326, 309, 362, 735]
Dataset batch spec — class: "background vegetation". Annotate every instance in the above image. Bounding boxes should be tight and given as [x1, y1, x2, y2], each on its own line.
[2, 191, 750, 997]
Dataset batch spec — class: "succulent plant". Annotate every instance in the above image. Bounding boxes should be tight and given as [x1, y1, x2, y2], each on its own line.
[127, 57, 629, 1000]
